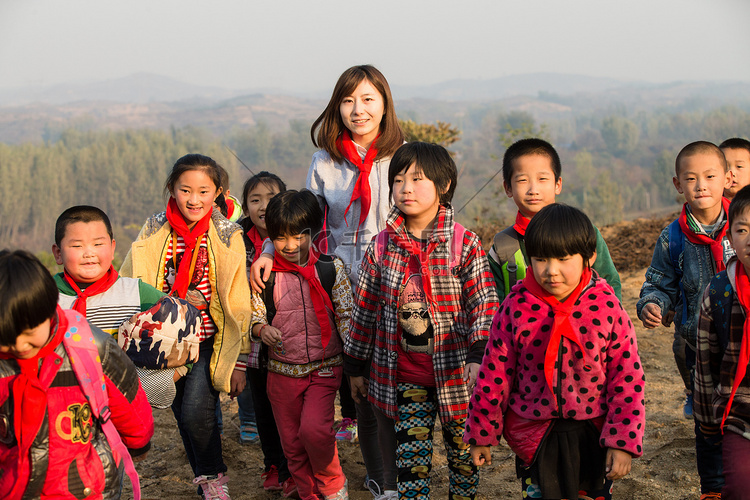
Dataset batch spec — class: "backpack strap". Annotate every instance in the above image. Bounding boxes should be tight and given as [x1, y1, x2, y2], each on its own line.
[490, 227, 527, 296]
[62, 311, 141, 500]
[668, 219, 689, 324]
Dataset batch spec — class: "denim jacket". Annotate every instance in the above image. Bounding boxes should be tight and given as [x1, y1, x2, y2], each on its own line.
[637, 224, 732, 347]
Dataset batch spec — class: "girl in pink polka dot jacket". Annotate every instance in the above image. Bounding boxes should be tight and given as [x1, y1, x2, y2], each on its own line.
[464, 204, 645, 500]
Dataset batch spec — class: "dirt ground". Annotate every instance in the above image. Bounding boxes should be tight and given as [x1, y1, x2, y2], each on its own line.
[128, 215, 703, 500]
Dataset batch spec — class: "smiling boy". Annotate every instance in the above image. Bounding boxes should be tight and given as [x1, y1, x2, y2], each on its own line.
[637, 141, 732, 499]
[488, 138, 621, 302]
[720, 137, 750, 200]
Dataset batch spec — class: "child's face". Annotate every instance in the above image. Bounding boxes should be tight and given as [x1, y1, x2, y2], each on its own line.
[729, 208, 750, 272]
[504, 154, 562, 219]
[723, 147, 750, 199]
[530, 254, 587, 302]
[52, 221, 116, 283]
[0, 318, 51, 360]
[172, 169, 222, 227]
[392, 163, 444, 223]
[273, 233, 312, 266]
[673, 153, 731, 213]
[339, 78, 385, 147]
[245, 182, 280, 236]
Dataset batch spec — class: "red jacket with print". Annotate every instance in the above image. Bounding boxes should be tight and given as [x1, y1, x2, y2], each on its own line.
[0, 310, 153, 500]
[463, 276, 645, 464]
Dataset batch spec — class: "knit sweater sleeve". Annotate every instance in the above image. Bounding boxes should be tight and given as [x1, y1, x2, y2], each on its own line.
[332, 257, 353, 342]
[463, 301, 516, 446]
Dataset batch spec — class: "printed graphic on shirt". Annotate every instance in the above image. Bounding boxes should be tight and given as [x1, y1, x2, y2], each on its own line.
[398, 272, 434, 354]
[722, 237, 736, 265]
[55, 402, 92, 444]
[164, 246, 210, 312]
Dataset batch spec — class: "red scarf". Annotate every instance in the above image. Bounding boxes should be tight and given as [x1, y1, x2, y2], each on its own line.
[336, 129, 380, 231]
[62, 266, 119, 315]
[389, 228, 440, 307]
[272, 249, 335, 348]
[246, 226, 265, 261]
[723, 263, 750, 430]
[0, 307, 66, 499]
[165, 197, 213, 299]
[522, 267, 593, 395]
[513, 211, 531, 236]
[678, 198, 730, 272]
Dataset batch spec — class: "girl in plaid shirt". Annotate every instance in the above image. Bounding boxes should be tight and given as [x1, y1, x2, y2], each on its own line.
[344, 142, 499, 500]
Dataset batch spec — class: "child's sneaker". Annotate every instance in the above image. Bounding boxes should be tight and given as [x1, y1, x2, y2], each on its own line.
[324, 480, 349, 500]
[193, 473, 231, 500]
[282, 477, 299, 499]
[684, 392, 694, 419]
[335, 417, 358, 442]
[240, 422, 260, 444]
[700, 493, 721, 500]
[261, 465, 282, 491]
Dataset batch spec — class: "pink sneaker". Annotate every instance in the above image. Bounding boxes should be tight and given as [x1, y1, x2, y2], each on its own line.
[193, 473, 230, 500]
[335, 418, 358, 442]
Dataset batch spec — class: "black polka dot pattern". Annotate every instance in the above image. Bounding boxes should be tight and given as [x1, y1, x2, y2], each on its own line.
[463, 279, 645, 458]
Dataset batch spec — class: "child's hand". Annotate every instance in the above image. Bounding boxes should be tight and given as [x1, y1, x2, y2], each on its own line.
[349, 376, 368, 404]
[229, 368, 246, 397]
[605, 448, 632, 480]
[259, 324, 283, 346]
[662, 310, 676, 327]
[640, 303, 663, 329]
[463, 362, 481, 391]
[249, 253, 274, 293]
[470, 445, 492, 466]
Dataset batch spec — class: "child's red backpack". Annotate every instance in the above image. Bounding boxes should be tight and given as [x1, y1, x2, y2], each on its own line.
[63, 312, 142, 500]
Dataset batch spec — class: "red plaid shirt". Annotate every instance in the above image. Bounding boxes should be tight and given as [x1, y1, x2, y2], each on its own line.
[344, 204, 499, 421]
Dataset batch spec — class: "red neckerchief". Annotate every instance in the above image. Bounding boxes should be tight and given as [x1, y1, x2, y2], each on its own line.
[522, 267, 593, 395]
[678, 198, 730, 272]
[246, 226, 265, 260]
[271, 248, 335, 348]
[513, 211, 531, 236]
[336, 129, 380, 231]
[165, 197, 213, 299]
[387, 209, 445, 307]
[723, 263, 750, 430]
[62, 266, 119, 315]
[0, 307, 66, 499]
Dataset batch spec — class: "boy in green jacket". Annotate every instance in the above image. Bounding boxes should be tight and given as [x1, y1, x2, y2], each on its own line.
[488, 138, 621, 302]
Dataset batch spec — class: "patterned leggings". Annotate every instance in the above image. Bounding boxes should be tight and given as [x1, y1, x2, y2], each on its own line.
[517, 470, 613, 500]
[395, 383, 478, 500]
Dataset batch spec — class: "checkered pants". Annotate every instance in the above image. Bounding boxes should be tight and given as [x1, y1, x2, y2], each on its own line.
[395, 383, 478, 499]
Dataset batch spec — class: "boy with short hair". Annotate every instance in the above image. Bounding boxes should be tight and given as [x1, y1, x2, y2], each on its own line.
[720, 137, 750, 200]
[52, 205, 174, 408]
[487, 138, 621, 302]
[0, 249, 153, 499]
[638, 141, 732, 500]
[695, 184, 750, 498]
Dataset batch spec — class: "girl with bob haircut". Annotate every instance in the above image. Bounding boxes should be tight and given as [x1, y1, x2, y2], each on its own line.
[248, 64, 406, 499]
[345, 142, 499, 499]
[121, 154, 252, 500]
[249, 189, 352, 500]
[465, 203, 645, 500]
[0, 250, 153, 499]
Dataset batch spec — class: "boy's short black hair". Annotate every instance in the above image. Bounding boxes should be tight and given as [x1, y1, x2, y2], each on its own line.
[502, 138, 562, 187]
[55, 205, 114, 246]
[720, 137, 750, 156]
[0, 249, 59, 346]
[729, 185, 750, 229]
[388, 142, 457, 204]
[675, 141, 727, 176]
[525, 204, 597, 262]
[265, 190, 324, 240]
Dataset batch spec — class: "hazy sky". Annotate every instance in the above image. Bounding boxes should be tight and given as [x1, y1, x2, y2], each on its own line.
[2, 0, 748, 92]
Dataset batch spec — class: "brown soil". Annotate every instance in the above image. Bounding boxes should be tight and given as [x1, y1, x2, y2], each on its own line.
[127, 215, 701, 500]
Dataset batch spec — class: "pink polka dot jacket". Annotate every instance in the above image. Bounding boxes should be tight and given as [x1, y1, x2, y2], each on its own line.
[463, 275, 645, 464]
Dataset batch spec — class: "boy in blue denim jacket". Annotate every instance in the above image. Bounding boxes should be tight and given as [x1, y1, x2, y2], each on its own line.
[637, 141, 732, 499]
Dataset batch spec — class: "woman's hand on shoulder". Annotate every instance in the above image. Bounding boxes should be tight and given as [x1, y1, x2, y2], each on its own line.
[605, 448, 632, 480]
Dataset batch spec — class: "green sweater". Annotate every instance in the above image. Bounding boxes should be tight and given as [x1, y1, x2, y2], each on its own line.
[487, 226, 622, 303]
